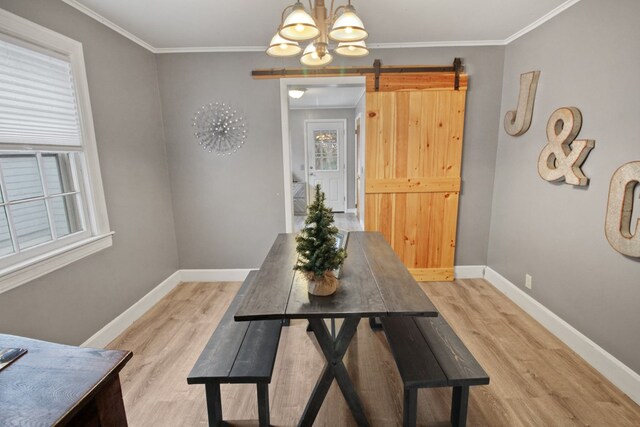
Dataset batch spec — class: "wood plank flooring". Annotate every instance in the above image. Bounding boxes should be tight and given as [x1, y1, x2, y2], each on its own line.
[108, 278, 640, 426]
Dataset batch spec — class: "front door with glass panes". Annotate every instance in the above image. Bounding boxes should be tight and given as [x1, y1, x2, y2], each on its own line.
[306, 120, 346, 212]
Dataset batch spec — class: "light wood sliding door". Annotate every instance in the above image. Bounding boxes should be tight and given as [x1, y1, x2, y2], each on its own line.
[365, 73, 467, 281]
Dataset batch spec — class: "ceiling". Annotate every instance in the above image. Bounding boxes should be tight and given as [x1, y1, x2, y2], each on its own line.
[61, 0, 581, 53]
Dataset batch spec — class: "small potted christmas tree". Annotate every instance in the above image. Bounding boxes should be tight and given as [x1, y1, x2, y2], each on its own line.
[295, 185, 347, 296]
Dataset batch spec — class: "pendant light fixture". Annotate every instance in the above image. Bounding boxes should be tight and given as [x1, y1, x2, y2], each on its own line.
[267, 0, 368, 67]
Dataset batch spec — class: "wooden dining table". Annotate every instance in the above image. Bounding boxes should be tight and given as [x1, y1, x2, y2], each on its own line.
[0, 334, 131, 426]
[235, 231, 439, 426]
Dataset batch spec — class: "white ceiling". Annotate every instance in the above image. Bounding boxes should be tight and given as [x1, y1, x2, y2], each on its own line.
[289, 85, 365, 110]
[61, 0, 581, 53]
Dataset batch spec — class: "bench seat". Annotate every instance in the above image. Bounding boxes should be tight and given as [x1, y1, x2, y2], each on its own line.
[382, 315, 489, 427]
[188, 271, 282, 426]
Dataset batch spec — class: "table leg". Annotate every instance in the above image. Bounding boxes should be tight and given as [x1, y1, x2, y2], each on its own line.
[205, 383, 223, 427]
[298, 317, 370, 427]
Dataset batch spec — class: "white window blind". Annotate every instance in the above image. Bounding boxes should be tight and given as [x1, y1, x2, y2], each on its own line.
[0, 36, 82, 146]
[0, 8, 112, 295]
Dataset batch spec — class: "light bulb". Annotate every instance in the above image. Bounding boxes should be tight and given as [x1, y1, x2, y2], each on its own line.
[345, 27, 353, 34]
[295, 24, 304, 32]
[280, 43, 287, 49]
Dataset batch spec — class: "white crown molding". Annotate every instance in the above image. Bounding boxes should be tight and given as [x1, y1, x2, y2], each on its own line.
[368, 40, 507, 48]
[484, 267, 640, 406]
[153, 46, 266, 54]
[504, 0, 583, 44]
[59, 0, 584, 54]
[60, 0, 157, 52]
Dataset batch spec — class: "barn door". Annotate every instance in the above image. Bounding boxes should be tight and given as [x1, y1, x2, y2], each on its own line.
[365, 73, 467, 281]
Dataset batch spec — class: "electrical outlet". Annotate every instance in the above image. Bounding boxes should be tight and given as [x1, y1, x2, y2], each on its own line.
[525, 274, 532, 289]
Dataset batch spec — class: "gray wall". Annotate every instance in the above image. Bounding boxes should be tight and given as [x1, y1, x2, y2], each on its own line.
[289, 108, 356, 209]
[0, 0, 178, 345]
[156, 53, 286, 269]
[487, 0, 640, 372]
[157, 46, 505, 268]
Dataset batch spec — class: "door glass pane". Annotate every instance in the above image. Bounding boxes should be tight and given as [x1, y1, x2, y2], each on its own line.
[0, 155, 44, 201]
[43, 153, 75, 195]
[313, 130, 338, 171]
[0, 207, 13, 257]
[49, 195, 82, 238]
[11, 199, 51, 249]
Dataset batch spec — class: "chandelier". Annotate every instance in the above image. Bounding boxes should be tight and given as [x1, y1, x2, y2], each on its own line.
[266, 0, 369, 66]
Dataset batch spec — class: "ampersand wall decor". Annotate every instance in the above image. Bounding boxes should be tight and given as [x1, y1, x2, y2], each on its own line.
[605, 161, 640, 257]
[538, 107, 595, 186]
[504, 70, 540, 136]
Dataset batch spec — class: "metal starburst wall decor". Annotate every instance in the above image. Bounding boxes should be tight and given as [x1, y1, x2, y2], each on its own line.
[192, 102, 248, 155]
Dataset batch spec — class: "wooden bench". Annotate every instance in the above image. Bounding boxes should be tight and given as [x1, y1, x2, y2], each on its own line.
[188, 271, 282, 427]
[382, 315, 490, 427]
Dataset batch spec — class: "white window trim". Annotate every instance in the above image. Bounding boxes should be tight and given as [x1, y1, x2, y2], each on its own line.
[0, 9, 112, 294]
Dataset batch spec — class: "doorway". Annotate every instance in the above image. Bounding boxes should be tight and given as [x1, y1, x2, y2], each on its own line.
[280, 76, 365, 233]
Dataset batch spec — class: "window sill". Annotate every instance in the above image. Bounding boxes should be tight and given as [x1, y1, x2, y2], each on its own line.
[0, 232, 114, 295]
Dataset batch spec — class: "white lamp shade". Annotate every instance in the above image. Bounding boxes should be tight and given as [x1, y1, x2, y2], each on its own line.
[266, 32, 302, 57]
[329, 6, 368, 42]
[288, 89, 306, 99]
[300, 43, 333, 66]
[280, 3, 320, 42]
[335, 40, 369, 57]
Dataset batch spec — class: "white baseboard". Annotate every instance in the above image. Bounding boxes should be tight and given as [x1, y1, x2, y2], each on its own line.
[345, 208, 357, 214]
[180, 269, 253, 282]
[81, 270, 182, 348]
[484, 267, 640, 405]
[454, 265, 485, 279]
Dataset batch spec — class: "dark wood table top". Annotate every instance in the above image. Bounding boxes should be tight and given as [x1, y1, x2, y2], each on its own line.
[0, 334, 132, 426]
[235, 231, 438, 321]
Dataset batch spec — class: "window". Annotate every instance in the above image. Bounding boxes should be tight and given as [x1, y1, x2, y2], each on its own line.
[313, 129, 339, 171]
[0, 10, 112, 294]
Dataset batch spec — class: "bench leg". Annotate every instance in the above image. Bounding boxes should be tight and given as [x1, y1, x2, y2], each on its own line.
[205, 383, 223, 427]
[451, 386, 469, 427]
[403, 388, 417, 427]
[257, 383, 270, 427]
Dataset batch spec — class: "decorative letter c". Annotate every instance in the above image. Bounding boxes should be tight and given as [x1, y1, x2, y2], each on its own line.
[605, 161, 640, 257]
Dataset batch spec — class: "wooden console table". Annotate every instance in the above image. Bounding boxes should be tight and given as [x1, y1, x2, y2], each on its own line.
[0, 334, 132, 426]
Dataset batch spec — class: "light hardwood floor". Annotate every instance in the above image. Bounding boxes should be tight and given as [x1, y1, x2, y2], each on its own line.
[108, 277, 640, 426]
